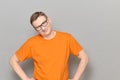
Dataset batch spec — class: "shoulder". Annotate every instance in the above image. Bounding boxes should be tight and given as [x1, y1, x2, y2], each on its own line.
[56, 30, 72, 38]
[24, 34, 39, 44]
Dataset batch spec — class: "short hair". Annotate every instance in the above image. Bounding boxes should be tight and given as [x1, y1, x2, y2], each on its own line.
[30, 11, 47, 26]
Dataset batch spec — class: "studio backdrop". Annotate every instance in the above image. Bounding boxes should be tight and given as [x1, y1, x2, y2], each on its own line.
[0, 0, 120, 80]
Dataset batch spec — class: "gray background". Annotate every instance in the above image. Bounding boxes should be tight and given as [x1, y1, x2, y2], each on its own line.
[0, 0, 120, 80]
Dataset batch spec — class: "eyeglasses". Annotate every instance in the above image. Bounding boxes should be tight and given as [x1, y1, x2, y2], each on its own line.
[34, 18, 48, 32]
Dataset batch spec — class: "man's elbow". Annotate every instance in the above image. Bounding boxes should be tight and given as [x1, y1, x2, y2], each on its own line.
[9, 54, 19, 66]
[78, 51, 89, 64]
[80, 56, 89, 66]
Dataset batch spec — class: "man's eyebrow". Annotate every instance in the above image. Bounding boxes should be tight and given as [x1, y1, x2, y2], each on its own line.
[36, 24, 42, 28]
[36, 20, 47, 28]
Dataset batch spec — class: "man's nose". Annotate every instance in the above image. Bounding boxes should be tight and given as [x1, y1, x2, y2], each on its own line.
[41, 26, 45, 30]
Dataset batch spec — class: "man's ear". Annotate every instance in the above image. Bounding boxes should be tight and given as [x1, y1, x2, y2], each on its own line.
[48, 17, 52, 23]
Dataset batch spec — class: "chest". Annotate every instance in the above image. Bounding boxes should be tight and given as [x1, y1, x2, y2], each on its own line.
[31, 40, 70, 63]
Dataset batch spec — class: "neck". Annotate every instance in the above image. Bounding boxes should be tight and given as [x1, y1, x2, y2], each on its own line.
[43, 30, 56, 40]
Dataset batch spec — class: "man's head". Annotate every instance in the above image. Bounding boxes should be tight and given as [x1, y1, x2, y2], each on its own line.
[30, 11, 52, 37]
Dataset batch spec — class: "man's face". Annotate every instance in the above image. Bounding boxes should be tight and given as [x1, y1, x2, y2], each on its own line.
[32, 16, 52, 37]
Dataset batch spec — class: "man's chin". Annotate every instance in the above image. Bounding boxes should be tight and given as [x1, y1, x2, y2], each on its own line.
[41, 31, 51, 37]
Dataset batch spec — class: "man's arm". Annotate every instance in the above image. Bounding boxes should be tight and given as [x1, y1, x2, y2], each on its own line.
[9, 54, 35, 80]
[72, 50, 89, 80]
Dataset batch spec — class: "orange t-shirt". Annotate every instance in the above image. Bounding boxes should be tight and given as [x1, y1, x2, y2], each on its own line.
[16, 31, 83, 80]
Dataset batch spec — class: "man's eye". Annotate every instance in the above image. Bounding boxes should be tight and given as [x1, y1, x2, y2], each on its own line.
[37, 27, 41, 30]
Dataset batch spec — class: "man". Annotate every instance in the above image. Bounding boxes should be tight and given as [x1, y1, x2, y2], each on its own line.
[9, 11, 89, 80]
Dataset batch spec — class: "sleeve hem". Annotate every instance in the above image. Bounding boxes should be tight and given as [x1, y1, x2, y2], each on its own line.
[15, 52, 23, 62]
[74, 48, 83, 56]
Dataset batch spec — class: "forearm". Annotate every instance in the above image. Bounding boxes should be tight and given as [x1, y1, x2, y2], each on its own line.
[73, 58, 88, 80]
[9, 56, 29, 80]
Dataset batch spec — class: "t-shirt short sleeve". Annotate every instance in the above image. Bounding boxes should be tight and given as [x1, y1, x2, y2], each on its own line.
[15, 39, 32, 62]
[69, 34, 83, 56]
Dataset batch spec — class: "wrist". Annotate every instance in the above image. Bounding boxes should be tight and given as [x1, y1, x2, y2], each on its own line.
[22, 76, 30, 80]
[73, 77, 79, 80]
